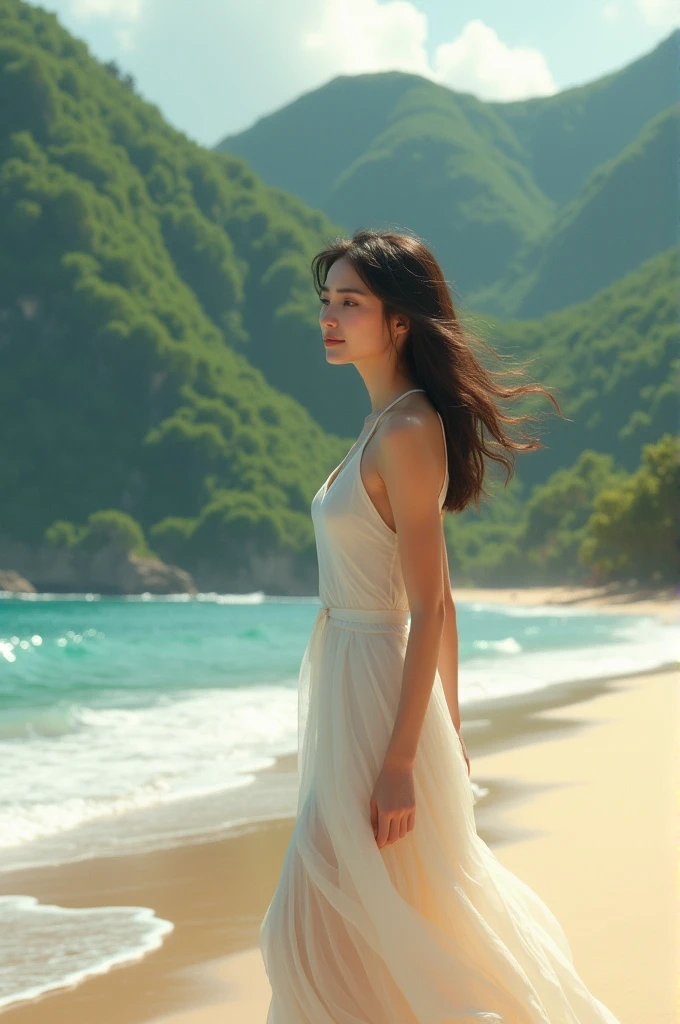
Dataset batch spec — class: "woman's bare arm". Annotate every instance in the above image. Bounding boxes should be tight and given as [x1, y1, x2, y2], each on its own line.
[374, 411, 446, 769]
[437, 516, 461, 732]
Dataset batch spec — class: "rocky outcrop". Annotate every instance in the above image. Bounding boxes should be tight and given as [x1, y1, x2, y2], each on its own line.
[0, 537, 319, 595]
[115, 552, 198, 595]
[0, 536, 197, 595]
[0, 569, 36, 593]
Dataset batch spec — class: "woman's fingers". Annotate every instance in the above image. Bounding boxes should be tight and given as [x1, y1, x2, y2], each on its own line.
[374, 812, 415, 848]
[376, 812, 391, 848]
[370, 798, 378, 837]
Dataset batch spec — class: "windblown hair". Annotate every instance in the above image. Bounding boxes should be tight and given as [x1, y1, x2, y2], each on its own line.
[311, 228, 565, 515]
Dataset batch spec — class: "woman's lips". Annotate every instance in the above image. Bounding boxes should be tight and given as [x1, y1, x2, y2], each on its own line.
[324, 338, 345, 346]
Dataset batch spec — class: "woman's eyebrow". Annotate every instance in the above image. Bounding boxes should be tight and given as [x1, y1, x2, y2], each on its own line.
[320, 286, 368, 295]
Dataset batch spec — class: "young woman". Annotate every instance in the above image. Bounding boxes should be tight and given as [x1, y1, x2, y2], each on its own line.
[259, 228, 621, 1023]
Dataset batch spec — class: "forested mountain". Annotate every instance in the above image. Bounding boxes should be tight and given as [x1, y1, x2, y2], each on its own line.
[473, 107, 678, 317]
[216, 72, 556, 298]
[0, 0, 358, 578]
[216, 32, 677, 318]
[448, 247, 677, 586]
[1, 0, 675, 589]
[476, 246, 677, 481]
[486, 31, 677, 204]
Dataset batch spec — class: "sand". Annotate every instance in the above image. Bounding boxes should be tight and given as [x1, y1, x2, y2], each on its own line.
[1, 588, 677, 1024]
[450, 582, 677, 624]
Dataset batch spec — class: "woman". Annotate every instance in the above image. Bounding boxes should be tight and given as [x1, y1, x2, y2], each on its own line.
[259, 228, 621, 1023]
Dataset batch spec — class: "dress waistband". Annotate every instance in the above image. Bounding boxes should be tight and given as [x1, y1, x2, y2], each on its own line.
[317, 604, 410, 631]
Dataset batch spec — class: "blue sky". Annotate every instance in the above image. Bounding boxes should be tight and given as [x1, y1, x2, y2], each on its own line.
[29, 0, 678, 147]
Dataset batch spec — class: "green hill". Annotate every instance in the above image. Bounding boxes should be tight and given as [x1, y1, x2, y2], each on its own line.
[216, 33, 676, 310]
[0, 0, 358, 571]
[471, 106, 679, 317]
[0, 0, 675, 590]
[490, 246, 678, 485]
[216, 33, 675, 315]
[216, 72, 556, 297]
[488, 30, 678, 204]
[448, 432, 678, 586]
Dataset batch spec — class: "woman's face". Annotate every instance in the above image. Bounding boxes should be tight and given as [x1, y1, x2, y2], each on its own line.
[319, 257, 401, 365]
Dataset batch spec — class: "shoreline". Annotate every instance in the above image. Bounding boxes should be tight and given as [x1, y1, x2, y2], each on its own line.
[0, 586, 676, 1022]
[2, 582, 676, 625]
[450, 582, 677, 624]
[157, 662, 678, 1024]
[1, 660, 677, 1023]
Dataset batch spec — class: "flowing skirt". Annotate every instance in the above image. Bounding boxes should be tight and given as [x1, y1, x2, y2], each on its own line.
[258, 607, 621, 1023]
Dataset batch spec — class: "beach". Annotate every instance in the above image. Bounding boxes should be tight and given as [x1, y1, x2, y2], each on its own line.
[1, 586, 677, 1023]
[450, 582, 677, 624]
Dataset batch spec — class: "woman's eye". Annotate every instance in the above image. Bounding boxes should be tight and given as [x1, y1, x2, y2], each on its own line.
[320, 299, 356, 306]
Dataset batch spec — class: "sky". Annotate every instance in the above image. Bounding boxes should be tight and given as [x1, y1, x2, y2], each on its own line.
[29, 0, 679, 148]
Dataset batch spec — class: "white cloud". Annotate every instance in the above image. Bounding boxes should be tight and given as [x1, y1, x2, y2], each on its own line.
[114, 27, 137, 50]
[69, 0, 142, 48]
[70, 0, 142, 19]
[432, 20, 557, 101]
[44, 0, 557, 144]
[602, 1, 622, 21]
[636, 0, 680, 28]
[65, 0, 557, 105]
[302, 0, 429, 75]
[301, 6, 557, 102]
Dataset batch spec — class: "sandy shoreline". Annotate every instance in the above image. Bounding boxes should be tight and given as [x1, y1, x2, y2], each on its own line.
[450, 582, 677, 624]
[147, 664, 680, 1024]
[1, 587, 677, 1023]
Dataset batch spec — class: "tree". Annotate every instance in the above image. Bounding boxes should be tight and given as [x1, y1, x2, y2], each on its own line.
[579, 433, 679, 582]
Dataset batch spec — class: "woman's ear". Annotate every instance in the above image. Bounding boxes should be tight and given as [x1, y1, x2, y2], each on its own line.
[393, 314, 410, 339]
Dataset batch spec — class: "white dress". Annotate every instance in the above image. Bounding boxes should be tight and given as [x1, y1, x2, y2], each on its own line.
[259, 388, 621, 1023]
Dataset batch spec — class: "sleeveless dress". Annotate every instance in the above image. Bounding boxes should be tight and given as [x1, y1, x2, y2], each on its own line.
[259, 388, 621, 1024]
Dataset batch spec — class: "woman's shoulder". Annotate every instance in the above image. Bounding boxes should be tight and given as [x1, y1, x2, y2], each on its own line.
[379, 393, 440, 441]
[375, 395, 444, 474]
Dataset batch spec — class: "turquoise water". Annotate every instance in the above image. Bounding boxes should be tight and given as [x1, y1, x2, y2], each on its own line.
[0, 591, 674, 859]
[0, 590, 674, 1010]
[0, 589, 675, 860]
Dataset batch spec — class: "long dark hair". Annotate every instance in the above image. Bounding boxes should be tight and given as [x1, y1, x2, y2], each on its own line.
[311, 228, 564, 515]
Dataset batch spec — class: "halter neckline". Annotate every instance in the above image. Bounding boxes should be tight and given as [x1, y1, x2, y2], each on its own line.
[323, 389, 426, 500]
[364, 388, 425, 422]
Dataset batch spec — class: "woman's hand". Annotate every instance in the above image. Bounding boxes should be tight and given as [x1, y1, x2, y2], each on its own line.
[369, 759, 416, 849]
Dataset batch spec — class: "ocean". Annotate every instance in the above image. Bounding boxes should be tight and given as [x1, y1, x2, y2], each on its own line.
[0, 590, 675, 1009]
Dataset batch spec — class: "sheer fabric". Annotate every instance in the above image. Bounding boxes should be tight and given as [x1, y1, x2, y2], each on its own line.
[259, 389, 620, 1023]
